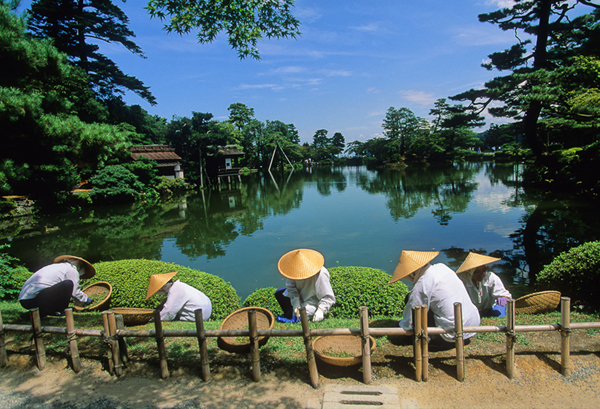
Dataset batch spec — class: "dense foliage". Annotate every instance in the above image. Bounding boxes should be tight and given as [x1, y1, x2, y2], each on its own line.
[242, 267, 409, 319]
[537, 241, 600, 311]
[88, 165, 148, 204]
[87, 259, 241, 319]
[0, 244, 31, 300]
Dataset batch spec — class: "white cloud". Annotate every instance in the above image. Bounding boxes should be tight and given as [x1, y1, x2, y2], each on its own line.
[398, 90, 438, 106]
[367, 87, 381, 94]
[320, 69, 352, 77]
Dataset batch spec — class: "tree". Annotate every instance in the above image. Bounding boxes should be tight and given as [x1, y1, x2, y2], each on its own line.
[28, 0, 155, 106]
[382, 107, 420, 158]
[146, 0, 301, 59]
[1, 1, 133, 202]
[452, 1, 600, 158]
[228, 102, 255, 131]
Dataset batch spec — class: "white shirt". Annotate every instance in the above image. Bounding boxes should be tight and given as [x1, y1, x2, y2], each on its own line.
[19, 262, 88, 303]
[283, 267, 336, 317]
[459, 270, 511, 311]
[160, 280, 212, 321]
[399, 263, 480, 341]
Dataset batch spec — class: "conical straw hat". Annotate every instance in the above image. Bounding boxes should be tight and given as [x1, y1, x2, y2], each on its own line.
[456, 252, 501, 274]
[388, 251, 439, 284]
[54, 255, 96, 279]
[278, 249, 324, 280]
[145, 271, 178, 300]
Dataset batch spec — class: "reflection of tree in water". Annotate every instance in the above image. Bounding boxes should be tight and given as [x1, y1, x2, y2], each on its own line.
[355, 163, 478, 225]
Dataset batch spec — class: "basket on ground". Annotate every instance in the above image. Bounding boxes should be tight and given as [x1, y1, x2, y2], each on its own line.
[73, 281, 112, 312]
[313, 335, 377, 367]
[112, 308, 154, 326]
[217, 307, 274, 353]
[515, 290, 562, 315]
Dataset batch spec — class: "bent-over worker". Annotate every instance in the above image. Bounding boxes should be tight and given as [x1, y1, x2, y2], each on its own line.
[457, 252, 511, 318]
[19, 255, 94, 317]
[146, 271, 212, 321]
[274, 249, 335, 323]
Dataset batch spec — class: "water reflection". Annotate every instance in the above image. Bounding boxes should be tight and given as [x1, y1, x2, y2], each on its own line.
[2, 163, 600, 300]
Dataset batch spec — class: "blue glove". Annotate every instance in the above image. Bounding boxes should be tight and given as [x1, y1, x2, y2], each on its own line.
[85, 297, 93, 305]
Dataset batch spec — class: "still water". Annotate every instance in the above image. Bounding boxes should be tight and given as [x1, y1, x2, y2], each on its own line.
[3, 162, 600, 301]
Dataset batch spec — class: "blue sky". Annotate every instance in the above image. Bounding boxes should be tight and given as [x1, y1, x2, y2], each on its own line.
[18, 0, 518, 145]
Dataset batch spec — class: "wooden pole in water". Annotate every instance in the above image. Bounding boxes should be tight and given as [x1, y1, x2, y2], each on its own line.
[153, 310, 169, 379]
[108, 311, 122, 376]
[101, 311, 114, 375]
[421, 304, 429, 382]
[560, 297, 571, 377]
[114, 314, 128, 365]
[413, 305, 422, 382]
[30, 308, 45, 371]
[65, 308, 81, 373]
[506, 299, 515, 379]
[359, 306, 372, 385]
[0, 310, 7, 367]
[194, 309, 210, 382]
[454, 302, 465, 382]
[248, 309, 261, 382]
[300, 308, 319, 389]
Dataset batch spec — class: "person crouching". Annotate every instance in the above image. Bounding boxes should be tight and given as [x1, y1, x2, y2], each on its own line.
[146, 272, 212, 321]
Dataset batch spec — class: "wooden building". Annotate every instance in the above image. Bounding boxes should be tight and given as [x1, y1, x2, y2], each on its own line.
[205, 145, 245, 187]
[129, 145, 183, 179]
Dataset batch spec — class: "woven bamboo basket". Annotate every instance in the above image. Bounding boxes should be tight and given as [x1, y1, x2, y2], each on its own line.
[515, 290, 562, 315]
[217, 307, 275, 353]
[73, 281, 112, 312]
[112, 308, 154, 326]
[313, 334, 377, 367]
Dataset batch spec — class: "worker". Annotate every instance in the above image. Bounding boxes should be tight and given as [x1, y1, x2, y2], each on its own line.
[146, 271, 212, 321]
[390, 250, 480, 349]
[274, 249, 335, 323]
[19, 255, 94, 317]
[457, 252, 511, 317]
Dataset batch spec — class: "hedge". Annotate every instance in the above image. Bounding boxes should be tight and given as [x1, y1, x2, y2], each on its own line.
[85, 259, 241, 319]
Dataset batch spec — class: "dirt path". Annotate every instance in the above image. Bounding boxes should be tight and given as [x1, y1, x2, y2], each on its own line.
[1, 340, 599, 409]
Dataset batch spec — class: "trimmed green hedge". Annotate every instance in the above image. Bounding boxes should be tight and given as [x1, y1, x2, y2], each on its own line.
[86, 259, 241, 319]
[242, 266, 409, 318]
[537, 241, 600, 311]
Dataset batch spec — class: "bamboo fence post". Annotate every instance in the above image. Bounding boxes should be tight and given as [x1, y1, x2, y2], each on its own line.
[0, 310, 7, 367]
[248, 309, 261, 382]
[65, 308, 81, 373]
[560, 297, 571, 377]
[506, 299, 515, 379]
[359, 306, 372, 385]
[30, 308, 45, 371]
[454, 302, 465, 382]
[194, 309, 210, 382]
[107, 311, 122, 377]
[413, 305, 422, 382]
[300, 307, 319, 389]
[115, 314, 128, 365]
[153, 310, 169, 379]
[421, 304, 429, 382]
[101, 311, 114, 375]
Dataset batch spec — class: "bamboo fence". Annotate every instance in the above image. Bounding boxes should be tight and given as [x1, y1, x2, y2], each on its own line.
[0, 297, 599, 387]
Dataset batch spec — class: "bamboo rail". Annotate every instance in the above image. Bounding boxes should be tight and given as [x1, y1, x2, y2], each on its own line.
[1, 297, 600, 386]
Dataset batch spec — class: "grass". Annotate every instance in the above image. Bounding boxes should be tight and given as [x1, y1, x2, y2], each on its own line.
[1, 299, 599, 374]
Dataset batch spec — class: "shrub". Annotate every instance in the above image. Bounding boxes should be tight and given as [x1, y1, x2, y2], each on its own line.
[0, 244, 31, 300]
[86, 259, 241, 319]
[242, 266, 409, 319]
[329, 267, 409, 318]
[243, 287, 283, 316]
[537, 241, 600, 311]
[155, 176, 188, 198]
[89, 165, 146, 204]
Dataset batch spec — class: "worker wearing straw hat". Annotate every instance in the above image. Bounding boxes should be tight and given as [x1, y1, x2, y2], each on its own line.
[146, 272, 212, 321]
[19, 255, 95, 317]
[457, 252, 511, 318]
[389, 250, 480, 349]
[274, 249, 335, 323]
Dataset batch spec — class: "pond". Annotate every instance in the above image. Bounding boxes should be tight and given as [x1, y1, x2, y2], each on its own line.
[3, 162, 600, 301]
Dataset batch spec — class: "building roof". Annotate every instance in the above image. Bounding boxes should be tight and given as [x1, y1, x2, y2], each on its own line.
[129, 145, 182, 161]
